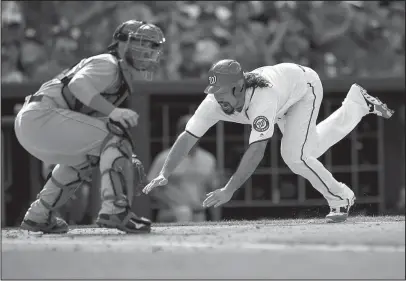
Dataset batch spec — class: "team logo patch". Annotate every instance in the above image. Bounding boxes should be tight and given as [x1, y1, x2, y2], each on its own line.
[253, 116, 270, 132]
[208, 75, 217, 85]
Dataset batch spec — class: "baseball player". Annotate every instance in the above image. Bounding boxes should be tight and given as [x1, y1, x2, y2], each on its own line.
[14, 20, 165, 233]
[144, 59, 394, 222]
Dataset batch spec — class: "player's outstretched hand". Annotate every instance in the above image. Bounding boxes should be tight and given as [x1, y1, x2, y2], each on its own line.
[109, 108, 139, 128]
[203, 187, 234, 208]
[142, 174, 168, 194]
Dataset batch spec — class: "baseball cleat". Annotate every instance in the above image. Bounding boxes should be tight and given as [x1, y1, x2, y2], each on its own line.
[326, 194, 356, 223]
[20, 216, 68, 234]
[356, 84, 395, 119]
[96, 209, 151, 234]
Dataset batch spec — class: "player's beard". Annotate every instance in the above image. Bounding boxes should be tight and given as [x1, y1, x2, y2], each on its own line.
[220, 102, 235, 115]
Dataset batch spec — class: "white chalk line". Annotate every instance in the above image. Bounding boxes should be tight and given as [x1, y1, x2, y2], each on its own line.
[3, 238, 404, 254]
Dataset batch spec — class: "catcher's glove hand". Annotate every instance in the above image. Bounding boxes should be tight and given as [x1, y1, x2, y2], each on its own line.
[132, 154, 147, 196]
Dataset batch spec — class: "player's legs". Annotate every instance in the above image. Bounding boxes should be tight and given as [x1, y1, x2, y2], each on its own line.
[15, 102, 109, 166]
[98, 130, 133, 216]
[21, 163, 95, 232]
[277, 85, 369, 160]
[95, 121, 151, 233]
[16, 100, 150, 233]
[16, 102, 108, 232]
[312, 84, 370, 158]
[277, 74, 393, 160]
[311, 82, 394, 159]
[280, 80, 355, 219]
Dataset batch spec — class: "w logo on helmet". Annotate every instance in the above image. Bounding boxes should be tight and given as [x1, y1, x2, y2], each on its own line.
[209, 75, 217, 85]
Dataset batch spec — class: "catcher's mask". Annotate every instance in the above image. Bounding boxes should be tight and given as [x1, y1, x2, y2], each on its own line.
[112, 20, 165, 81]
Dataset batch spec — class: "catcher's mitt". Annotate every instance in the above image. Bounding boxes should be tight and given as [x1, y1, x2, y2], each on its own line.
[132, 154, 147, 196]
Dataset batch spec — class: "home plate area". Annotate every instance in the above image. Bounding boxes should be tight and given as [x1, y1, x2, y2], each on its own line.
[2, 216, 405, 279]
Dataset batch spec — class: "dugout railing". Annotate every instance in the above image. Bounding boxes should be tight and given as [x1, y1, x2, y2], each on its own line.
[1, 77, 405, 225]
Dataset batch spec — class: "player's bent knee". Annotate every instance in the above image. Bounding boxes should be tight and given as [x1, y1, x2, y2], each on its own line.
[282, 152, 321, 175]
[40, 160, 97, 211]
[283, 160, 303, 174]
[100, 123, 135, 208]
[99, 136, 132, 167]
[281, 152, 305, 173]
[281, 149, 300, 166]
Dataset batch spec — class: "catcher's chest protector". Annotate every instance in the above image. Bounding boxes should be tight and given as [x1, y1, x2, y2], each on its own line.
[59, 56, 131, 116]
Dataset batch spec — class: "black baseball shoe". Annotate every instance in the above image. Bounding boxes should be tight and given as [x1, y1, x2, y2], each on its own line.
[96, 209, 151, 234]
[21, 215, 68, 234]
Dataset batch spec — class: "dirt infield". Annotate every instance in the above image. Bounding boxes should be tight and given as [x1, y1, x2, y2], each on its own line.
[2, 216, 405, 279]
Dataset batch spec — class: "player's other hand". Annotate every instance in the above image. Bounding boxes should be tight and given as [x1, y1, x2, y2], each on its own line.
[109, 108, 139, 128]
[203, 187, 234, 208]
[142, 174, 168, 194]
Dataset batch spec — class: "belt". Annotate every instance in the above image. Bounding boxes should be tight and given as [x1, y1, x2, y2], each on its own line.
[27, 94, 44, 103]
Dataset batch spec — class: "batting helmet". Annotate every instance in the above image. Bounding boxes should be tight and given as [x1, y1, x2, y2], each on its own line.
[204, 59, 244, 95]
[111, 20, 165, 80]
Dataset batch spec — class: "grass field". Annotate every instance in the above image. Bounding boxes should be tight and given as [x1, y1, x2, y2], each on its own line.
[2, 216, 405, 279]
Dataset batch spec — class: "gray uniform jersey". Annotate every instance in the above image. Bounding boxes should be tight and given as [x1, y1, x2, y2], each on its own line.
[33, 53, 132, 117]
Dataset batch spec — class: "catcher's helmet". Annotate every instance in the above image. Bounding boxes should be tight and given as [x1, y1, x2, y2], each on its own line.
[204, 59, 244, 95]
[111, 20, 165, 80]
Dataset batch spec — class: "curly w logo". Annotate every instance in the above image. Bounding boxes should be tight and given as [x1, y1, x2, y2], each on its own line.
[208, 75, 217, 85]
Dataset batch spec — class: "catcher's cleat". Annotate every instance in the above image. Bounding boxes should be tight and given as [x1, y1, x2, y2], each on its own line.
[326, 194, 356, 223]
[356, 84, 395, 119]
[96, 209, 151, 234]
[20, 216, 68, 234]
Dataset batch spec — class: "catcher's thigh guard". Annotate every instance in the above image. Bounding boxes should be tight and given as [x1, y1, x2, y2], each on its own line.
[39, 157, 98, 211]
[100, 122, 137, 208]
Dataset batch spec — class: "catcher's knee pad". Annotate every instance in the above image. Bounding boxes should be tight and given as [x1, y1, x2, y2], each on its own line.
[100, 121, 136, 208]
[39, 156, 98, 211]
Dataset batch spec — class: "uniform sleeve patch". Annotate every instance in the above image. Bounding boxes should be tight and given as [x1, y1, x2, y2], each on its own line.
[253, 116, 270, 132]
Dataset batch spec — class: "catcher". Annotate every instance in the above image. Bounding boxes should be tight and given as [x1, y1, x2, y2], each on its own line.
[14, 20, 165, 234]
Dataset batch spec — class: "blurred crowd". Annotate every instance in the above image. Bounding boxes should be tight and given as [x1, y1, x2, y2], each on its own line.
[2, 1, 405, 84]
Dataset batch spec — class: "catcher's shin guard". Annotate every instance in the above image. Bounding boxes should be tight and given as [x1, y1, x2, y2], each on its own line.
[39, 159, 97, 211]
[97, 121, 150, 233]
[21, 158, 98, 233]
[99, 122, 135, 209]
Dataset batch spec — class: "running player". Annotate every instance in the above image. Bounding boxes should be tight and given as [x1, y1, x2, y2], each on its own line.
[144, 59, 394, 222]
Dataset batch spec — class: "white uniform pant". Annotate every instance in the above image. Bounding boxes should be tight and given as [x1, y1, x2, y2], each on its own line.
[278, 68, 369, 207]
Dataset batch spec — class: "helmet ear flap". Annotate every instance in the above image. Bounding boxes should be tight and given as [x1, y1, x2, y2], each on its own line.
[115, 33, 128, 42]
